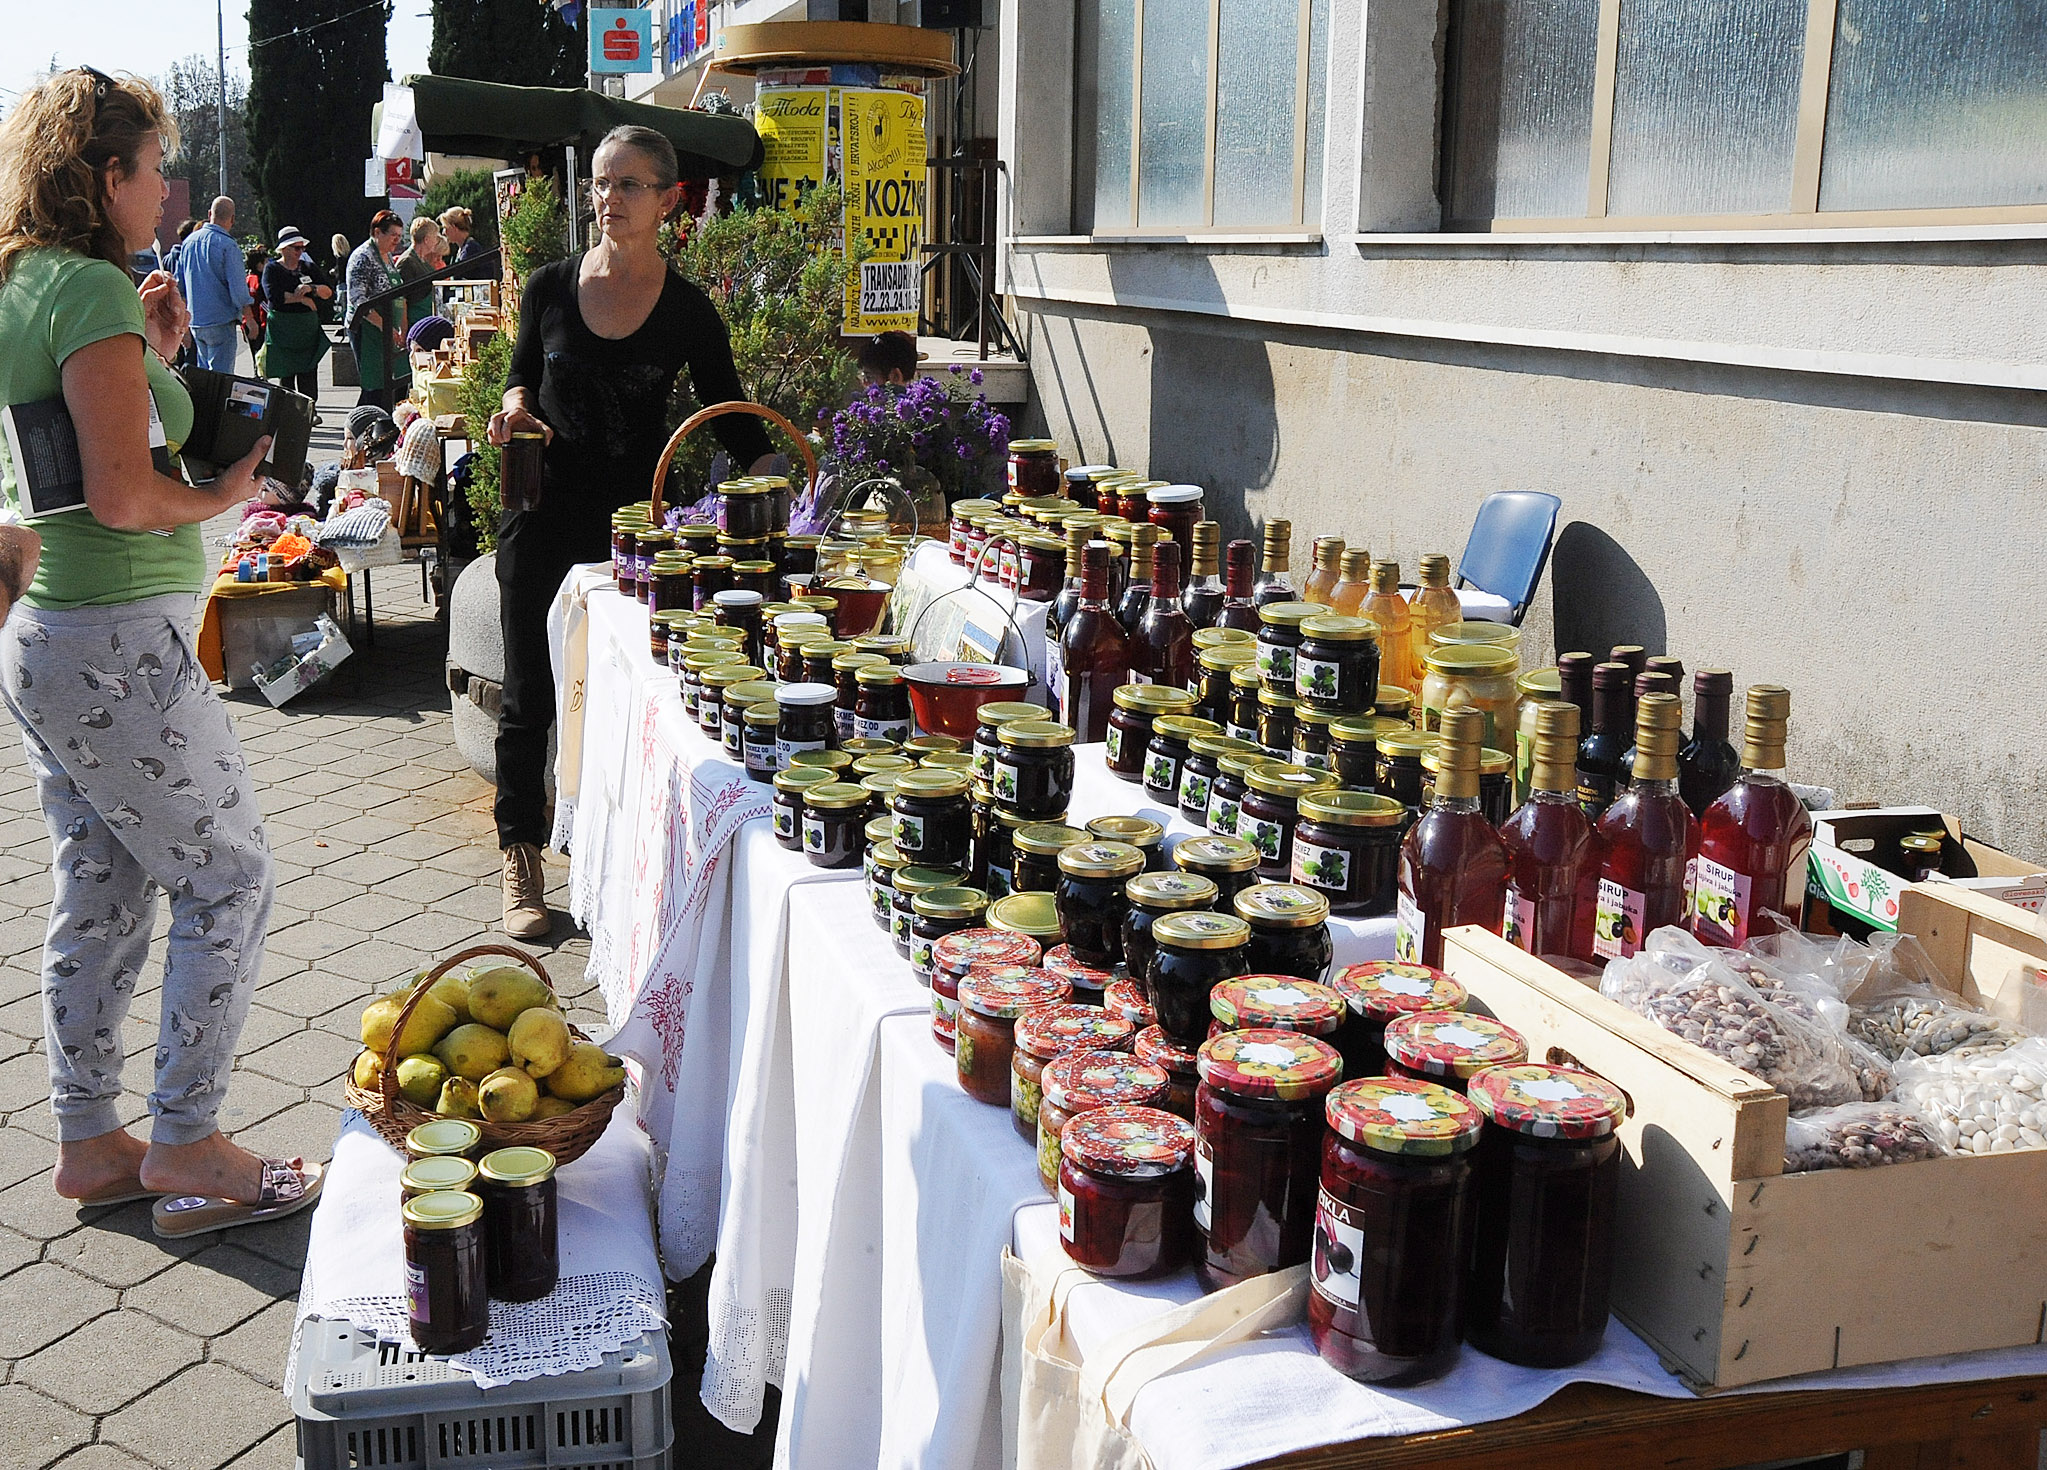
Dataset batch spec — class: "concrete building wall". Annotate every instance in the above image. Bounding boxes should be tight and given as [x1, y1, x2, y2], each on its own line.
[998, 0, 2047, 857]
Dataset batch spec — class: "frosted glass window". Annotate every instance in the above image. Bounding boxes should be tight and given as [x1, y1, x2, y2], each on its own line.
[1606, 0, 1807, 217]
[1138, 0, 1213, 226]
[1303, 0, 1328, 226]
[1820, 0, 2047, 211]
[1213, 0, 1302, 226]
[1077, 0, 1138, 230]
[1444, 0, 1601, 222]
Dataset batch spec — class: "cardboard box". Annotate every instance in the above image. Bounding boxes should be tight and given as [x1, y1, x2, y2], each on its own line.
[1805, 807, 2047, 933]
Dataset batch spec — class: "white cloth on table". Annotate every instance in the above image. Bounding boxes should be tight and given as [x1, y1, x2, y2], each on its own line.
[288, 1109, 664, 1394]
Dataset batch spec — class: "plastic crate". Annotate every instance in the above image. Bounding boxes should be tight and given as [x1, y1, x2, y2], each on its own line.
[292, 1319, 672, 1470]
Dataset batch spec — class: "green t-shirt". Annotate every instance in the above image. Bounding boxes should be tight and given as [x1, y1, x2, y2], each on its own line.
[0, 248, 206, 609]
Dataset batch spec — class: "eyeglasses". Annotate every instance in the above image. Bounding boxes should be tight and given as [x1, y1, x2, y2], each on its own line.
[588, 177, 663, 202]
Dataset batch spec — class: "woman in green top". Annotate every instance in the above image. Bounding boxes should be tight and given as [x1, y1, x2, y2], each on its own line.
[0, 69, 320, 1234]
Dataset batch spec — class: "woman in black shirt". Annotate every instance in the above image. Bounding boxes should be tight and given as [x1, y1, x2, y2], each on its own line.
[261, 226, 332, 404]
[487, 124, 773, 938]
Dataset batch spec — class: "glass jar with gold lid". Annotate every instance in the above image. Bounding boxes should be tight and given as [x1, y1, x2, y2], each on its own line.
[1238, 762, 1339, 880]
[1107, 683, 1199, 782]
[1291, 790, 1405, 916]
[1375, 727, 1440, 826]
[1420, 644, 1519, 751]
[988, 890, 1065, 948]
[1086, 815, 1166, 871]
[1422, 746, 1515, 826]
[1054, 841, 1147, 968]
[1014, 822, 1088, 894]
[1196, 644, 1257, 727]
[1234, 882, 1335, 985]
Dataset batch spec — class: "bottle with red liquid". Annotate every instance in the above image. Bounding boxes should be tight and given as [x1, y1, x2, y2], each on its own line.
[1618, 670, 1678, 789]
[1498, 701, 1597, 962]
[1130, 539, 1194, 689]
[1608, 644, 1647, 735]
[1588, 692, 1697, 963]
[1252, 521, 1298, 608]
[1678, 669, 1740, 817]
[1556, 652, 1595, 735]
[1691, 685, 1811, 946]
[1057, 541, 1131, 743]
[1045, 519, 1097, 712]
[1574, 661, 1632, 822]
[1217, 539, 1260, 633]
[1118, 524, 1159, 636]
[1396, 708, 1509, 969]
[1182, 521, 1225, 629]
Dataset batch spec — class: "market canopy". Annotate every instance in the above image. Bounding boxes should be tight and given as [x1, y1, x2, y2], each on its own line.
[378, 76, 763, 177]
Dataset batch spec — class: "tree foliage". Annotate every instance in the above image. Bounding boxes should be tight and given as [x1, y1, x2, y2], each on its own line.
[429, 0, 585, 89]
[419, 168, 501, 252]
[501, 176, 568, 284]
[155, 57, 251, 217]
[246, 0, 391, 259]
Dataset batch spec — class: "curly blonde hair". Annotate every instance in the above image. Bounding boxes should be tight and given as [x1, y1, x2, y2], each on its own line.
[0, 69, 178, 285]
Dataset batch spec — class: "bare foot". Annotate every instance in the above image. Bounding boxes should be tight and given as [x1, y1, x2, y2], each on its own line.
[53, 1128, 150, 1201]
[140, 1132, 286, 1206]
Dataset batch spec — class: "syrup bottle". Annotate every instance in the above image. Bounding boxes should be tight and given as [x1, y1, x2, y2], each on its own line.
[1618, 670, 1678, 789]
[1691, 685, 1811, 946]
[1130, 539, 1194, 689]
[1678, 669, 1740, 817]
[1302, 535, 1345, 605]
[1252, 521, 1298, 607]
[1396, 707, 1509, 968]
[1556, 651, 1595, 734]
[1408, 553, 1462, 681]
[1181, 521, 1224, 629]
[1589, 692, 1698, 962]
[1216, 539, 1260, 633]
[1045, 519, 1094, 704]
[1574, 661, 1632, 821]
[1117, 523, 1159, 636]
[1328, 547, 1373, 617]
[1608, 644, 1647, 735]
[1361, 559, 1415, 694]
[1499, 700, 1598, 962]
[1057, 541, 1130, 742]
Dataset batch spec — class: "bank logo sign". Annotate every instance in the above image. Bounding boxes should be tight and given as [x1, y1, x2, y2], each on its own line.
[590, 8, 655, 73]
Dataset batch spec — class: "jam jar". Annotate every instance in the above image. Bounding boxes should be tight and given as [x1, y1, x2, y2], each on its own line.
[1226, 664, 1262, 744]
[399, 1154, 477, 1203]
[1329, 715, 1406, 793]
[1013, 823, 1088, 894]
[476, 1146, 559, 1302]
[1180, 735, 1258, 823]
[611, 514, 646, 594]
[1328, 961, 1468, 1080]
[1296, 615, 1381, 715]
[1374, 728, 1440, 826]
[1122, 872, 1218, 992]
[690, 553, 735, 611]
[633, 529, 674, 603]
[1053, 841, 1146, 968]
[1059, 1105, 1198, 1279]
[841, 739, 900, 761]
[1145, 911, 1252, 1045]
[1195, 644, 1257, 725]
[865, 839, 904, 929]
[1144, 715, 1220, 803]
[1255, 601, 1318, 697]
[1205, 749, 1260, 837]
[1291, 791, 1405, 917]
[788, 749, 853, 780]
[778, 631, 829, 685]
[1134, 1025, 1200, 1120]
[892, 769, 973, 868]
[932, 928, 1043, 1052]
[911, 886, 989, 987]
[771, 766, 834, 853]
[956, 966, 1072, 1106]
[403, 1190, 490, 1354]
[1384, 1011, 1529, 1093]
[1238, 763, 1339, 880]
[699, 664, 766, 741]
[743, 703, 782, 780]
[904, 734, 963, 758]
[950, 499, 1002, 563]
[802, 640, 850, 688]
[406, 1118, 483, 1163]
[1235, 884, 1335, 984]
[801, 783, 869, 870]
[1309, 1079, 1481, 1384]
[776, 682, 839, 766]
[649, 556, 695, 617]
[853, 665, 914, 744]
[994, 721, 1077, 819]
[732, 559, 778, 598]
[724, 678, 776, 757]
[833, 650, 890, 743]
[1106, 684, 1197, 782]
[1375, 685, 1413, 723]
[780, 534, 820, 581]
[1043, 945, 1114, 1007]
[1038, 1049, 1172, 1191]
[1007, 438, 1062, 498]
[1210, 974, 1345, 1040]
[712, 588, 767, 666]
[1084, 815, 1166, 871]
[1145, 484, 1204, 556]
[987, 890, 1066, 952]
[1105, 978, 1157, 1031]
[1172, 835, 1261, 908]
[1012, 1004, 1137, 1142]
[1421, 746, 1514, 825]
[1194, 1027, 1343, 1289]
[892, 864, 967, 959]
[1257, 691, 1298, 761]
[1018, 534, 1066, 602]
[1464, 1064, 1626, 1369]
[971, 800, 1032, 899]
[1290, 707, 1332, 772]
[973, 701, 1047, 785]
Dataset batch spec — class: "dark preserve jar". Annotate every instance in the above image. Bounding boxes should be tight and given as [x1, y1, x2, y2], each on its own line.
[1181, 735, 1259, 823]
[1227, 664, 1261, 744]
[1464, 1064, 1625, 1368]
[995, 721, 1077, 819]
[1195, 644, 1256, 725]
[1194, 1028, 1343, 1289]
[892, 865, 966, 959]
[776, 682, 838, 766]
[892, 769, 973, 868]
[476, 1146, 559, 1302]
[1205, 750, 1258, 837]
[1145, 910, 1251, 1046]
[1014, 823, 1087, 894]
[972, 800, 1033, 899]
[742, 703, 781, 781]
[1255, 601, 1317, 698]
[1330, 715, 1406, 794]
[1296, 615, 1381, 715]
[1053, 841, 1146, 968]
[1145, 715, 1220, 803]
[611, 516, 645, 594]
[911, 886, 990, 988]
[403, 1190, 490, 1354]
[1291, 791, 1405, 916]
[1328, 961, 1468, 1081]
[1238, 763, 1339, 880]
[1383, 1011, 1529, 1094]
[690, 554, 734, 611]
[1257, 691, 1298, 762]
[633, 529, 674, 604]
[1007, 438, 1062, 498]
[1376, 729, 1439, 828]
[1012, 1004, 1137, 1143]
[1107, 684, 1197, 782]
[1134, 1026, 1199, 1120]
[834, 651, 889, 744]
[1209, 975, 1345, 1039]
[802, 640, 849, 687]
[854, 665, 915, 744]
[1059, 1105, 1198, 1279]
[650, 556, 694, 616]
[865, 838, 903, 931]
[732, 560, 777, 598]
[773, 767, 833, 852]
[973, 701, 1046, 786]
[1235, 883, 1334, 984]
[1038, 1049, 1172, 1192]
[1086, 815, 1165, 872]
[1290, 707, 1332, 773]
[932, 929, 1044, 1053]
[800, 783, 869, 870]
[1121, 872, 1218, 994]
[712, 588, 767, 665]
[1309, 1079, 1481, 1385]
[1173, 835, 1261, 908]
[1422, 746, 1513, 826]
[956, 966, 1072, 1106]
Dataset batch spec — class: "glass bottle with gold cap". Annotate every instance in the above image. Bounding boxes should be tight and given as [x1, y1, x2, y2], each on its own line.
[1328, 547, 1374, 618]
[1690, 685, 1812, 946]
[1131, 540, 1195, 688]
[1589, 692, 1698, 962]
[1057, 542, 1131, 743]
[1045, 517, 1097, 702]
[1498, 702, 1597, 961]
[1252, 520, 1298, 608]
[1407, 554, 1463, 687]
[1361, 560, 1416, 694]
[1396, 708, 1508, 968]
[1302, 535, 1346, 606]
[1117, 523, 1161, 636]
[1181, 521, 1225, 629]
[1218, 539, 1261, 633]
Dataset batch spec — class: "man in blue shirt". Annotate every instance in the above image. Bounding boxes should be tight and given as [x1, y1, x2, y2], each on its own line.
[172, 196, 252, 373]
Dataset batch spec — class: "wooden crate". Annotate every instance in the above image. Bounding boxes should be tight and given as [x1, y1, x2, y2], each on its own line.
[1439, 925, 2047, 1392]
[1900, 881, 2047, 1033]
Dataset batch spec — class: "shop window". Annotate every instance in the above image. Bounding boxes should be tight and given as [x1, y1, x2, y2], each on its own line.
[1442, 0, 2047, 229]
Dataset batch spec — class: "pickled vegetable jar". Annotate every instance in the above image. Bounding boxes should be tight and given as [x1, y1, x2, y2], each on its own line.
[1038, 1049, 1172, 1191]
[1012, 1004, 1137, 1142]
[1420, 644, 1519, 751]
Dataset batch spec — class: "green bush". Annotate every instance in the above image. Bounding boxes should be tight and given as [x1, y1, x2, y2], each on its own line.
[419, 168, 501, 252]
[501, 176, 568, 284]
[457, 327, 512, 552]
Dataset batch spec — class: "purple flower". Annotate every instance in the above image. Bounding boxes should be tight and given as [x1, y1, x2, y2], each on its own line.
[969, 369, 984, 386]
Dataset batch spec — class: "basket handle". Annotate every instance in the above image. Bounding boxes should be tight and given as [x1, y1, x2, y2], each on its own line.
[648, 400, 820, 525]
[822, 474, 921, 542]
[376, 944, 554, 1113]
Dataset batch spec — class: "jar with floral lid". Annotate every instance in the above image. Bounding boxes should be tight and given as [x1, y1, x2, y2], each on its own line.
[1012, 1004, 1137, 1142]
[1172, 835, 1261, 908]
[1013, 823, 1087, 894]
[1038, 1049, 1172, 1191]
[1194, 1027, 1343, 1288]
[1121, 872, 1217, 994]
[1209, 974, 1345, 1040]
[995, 721, 1077, 819]
[771, 760, 833, 849]
[956, 966, 1072, 1106]
[1309, 1078, 1481, 1384]
[1059, 1105, 1198, 1279]
[1383, 1011, 1528, 1094]
[1133, 1025, 1200, 1120]
[1053, 841, 1146, 968]
[1105, 978, 1156, 1031]
[1328, 960, 1468, 1080]
[931, 929, 1044, 1052]
[1238, 762, 1339, 880]
[1145, 910, 1252, 1045]
[1291, 790, 1404, 916]
[1042, 945, 1114, 1007]
[912, 886, 990, 988]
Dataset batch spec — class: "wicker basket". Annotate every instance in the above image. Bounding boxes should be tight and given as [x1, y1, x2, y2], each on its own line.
[342, 944, 623, 1166]
[647, 399, 819, 525]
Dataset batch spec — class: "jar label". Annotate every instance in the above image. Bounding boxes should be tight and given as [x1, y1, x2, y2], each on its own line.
[992, 759, 1023, 805]
[1144, 750, 1179, 794]
[1290, 745, 1328, 772]
[932, 989, 959, 1042]
[779, 737, 827, 766]
[681, 687, 700, 719]
[1192, 1138, 1213, 1231]
[1013, 1069, 1042, 1132]
[746, 734, 777, 771]
[1310, 1188, 1366, 1310]
[405, 1259, 430, 1322]
[1501, 885, 1536, 952]
[1576, 770, 1617, 820]
[986, 864, 1013, 900]
[802, 813, 825, 853]
[835, 706, 857, 743]
[1296, 656, 1342, 704]
[912, 935, 935, 977]
[1180, 768, 1212, 812]
[1128, 671, 1154, 687]
[894, 811, 927, 852]
[1208, 793, 1241, 837]
[954, 1017, 974, 1071]
[857, 716, 912, 743]
[1037, 1112, 1063, 1189]
[773, 804, 795, 840]
[722, 724, 744, 759]
[892, 907, 913, 947]
[1240, 812, 1284, 864]
[1045, 633, 1066, 721]
[1690, 856, 1754, 947]
[1395, 889, 1426, 963]
[1255, 636, 1295, 684]
[870, 882, 891, 923]
[1226, 722, 1258, 744]
[1057, 1178, 1076, 1242]
[1291, 836, 1350, 893]
[1592, 878, 1646, 960]
[1105, 722, 1124, 765]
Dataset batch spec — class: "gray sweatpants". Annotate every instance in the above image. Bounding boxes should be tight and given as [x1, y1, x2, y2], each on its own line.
[1, 594, 274, 1146]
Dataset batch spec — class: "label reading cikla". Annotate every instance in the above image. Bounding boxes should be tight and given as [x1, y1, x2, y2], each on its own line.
[1394, 891, 1426, 963]
[1192, 1138, 1214, 1231]
[1501, 886, 1536, 952]
[1311, 1189, 1365, 1309]
[1592, 877, 1645, 960]
[1690, 855, 1753, 946]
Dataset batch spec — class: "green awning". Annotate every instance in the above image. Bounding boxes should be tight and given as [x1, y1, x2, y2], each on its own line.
[387, 75, 763, 176]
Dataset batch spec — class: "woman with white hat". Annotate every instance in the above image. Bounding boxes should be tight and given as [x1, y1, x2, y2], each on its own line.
[261, 224, 331, 407]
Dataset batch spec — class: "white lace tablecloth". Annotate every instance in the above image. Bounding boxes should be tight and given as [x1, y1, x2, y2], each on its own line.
[288, 1109, 665, 1393]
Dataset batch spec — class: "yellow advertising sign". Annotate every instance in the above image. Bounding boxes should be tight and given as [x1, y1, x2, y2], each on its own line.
[754, 88, 828, 211]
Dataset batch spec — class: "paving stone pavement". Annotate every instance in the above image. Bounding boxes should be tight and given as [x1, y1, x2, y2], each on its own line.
[0, 369, 601, 1468]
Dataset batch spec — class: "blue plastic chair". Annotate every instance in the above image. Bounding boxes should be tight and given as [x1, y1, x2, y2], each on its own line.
[1455, 491, 1561, 626]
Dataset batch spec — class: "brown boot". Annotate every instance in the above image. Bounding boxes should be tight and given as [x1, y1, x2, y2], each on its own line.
[501, 842, 549, 940]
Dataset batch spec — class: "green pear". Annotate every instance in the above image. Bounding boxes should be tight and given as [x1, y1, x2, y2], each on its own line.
[434, 1022, 512, 1082]
[467, 968, 556, 1030]
[360, 990, 459, 1057]
[479, 1066, 540, 1123]
[545, 1041, 627, 1103]
[396, 1054, 448, 1108]
[436, 1076, 480, 1118]
[352, 1050, 383, 1092]
[509, 1007, 572, 1079]
[529, 1095, 577, 1120]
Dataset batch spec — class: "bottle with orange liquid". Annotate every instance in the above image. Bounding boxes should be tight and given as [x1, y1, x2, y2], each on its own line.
[1360, 560, 1414, 695]
[1407, 553, 1463, 690]
[1301, 536, 1345, 605]
[1327, 547, 1373, 617]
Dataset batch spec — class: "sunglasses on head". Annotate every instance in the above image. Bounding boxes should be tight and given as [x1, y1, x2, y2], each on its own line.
[72, 65, 115, 120]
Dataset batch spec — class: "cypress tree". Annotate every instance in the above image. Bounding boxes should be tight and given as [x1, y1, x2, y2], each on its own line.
[430, 0, 586, 89]
[246, 0, 392, 262]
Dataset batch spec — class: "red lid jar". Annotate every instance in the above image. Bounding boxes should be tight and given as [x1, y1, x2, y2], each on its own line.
[1208, 975, 1346, 1040]
[955, 966, 1070, 1106]
[1328, 961, 1467, 1081]
[1383, 1011, 1528, 1093]
[1010, 1004, 1136, 1143]
[1037, 1049, 1171, 1192]
[930, 929, 1042, 1052]
[1133, 1025, 1199, 1121]
[1103, 977, 1156, 1030]
[1058, 1104, 1198, 1279]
